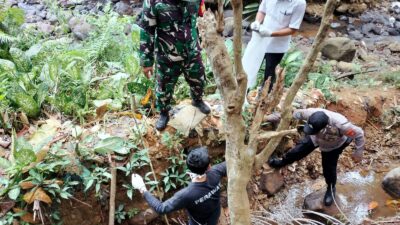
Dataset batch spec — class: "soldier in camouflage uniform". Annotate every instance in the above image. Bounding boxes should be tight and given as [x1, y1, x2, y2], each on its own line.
[139, 0, 210, 131]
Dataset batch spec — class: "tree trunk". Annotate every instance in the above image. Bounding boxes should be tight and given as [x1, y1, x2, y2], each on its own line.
[198, 0, 339, 224]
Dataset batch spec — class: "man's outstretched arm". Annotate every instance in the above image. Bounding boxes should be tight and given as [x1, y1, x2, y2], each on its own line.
[143, 190, 187, 214]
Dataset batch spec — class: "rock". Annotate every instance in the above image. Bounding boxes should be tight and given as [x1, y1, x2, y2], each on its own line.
[36, 22, 55, 34]
[68, 17, 93, 40]
[115, 1, 133, 16]
[17, 2, 36, 13]
[330, 22, 341, 29]
[358, 48, 370, 61]
[259, 170, 284, 195]
[395, 22, 400, 29]
[360, 12, 374, 23]
[388, 28, 400, 36]
[382, 167, 400, 199]
[388, 42, 400, 52]
[303, 189, 343, 223]
[46, 12, 58, 24]
[37, 10, 47, 19]
[348, 3, 367, 15]
[391, 2, 400, 14]
[337, 61, 355, 73]
[25, 15, 42, 23]
[361, 23, 375, 35]
[328, 32, 336, 38]
[348, 30, 364, 40]
[321, 37, 356, 62]
[5, 0, 18, 7]
[336, 3, 349, 14]
[129, 208, 158, 225]
[339, 15, 348, 21]
[223, 17, 234, 37]
[328, 60, 338, 66]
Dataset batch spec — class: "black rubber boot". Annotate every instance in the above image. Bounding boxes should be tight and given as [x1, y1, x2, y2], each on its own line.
[192, 100, 211, 114]
[268, 157, 286, 169]
[156, 111, 169, 131]
[324, 186, 336, 206]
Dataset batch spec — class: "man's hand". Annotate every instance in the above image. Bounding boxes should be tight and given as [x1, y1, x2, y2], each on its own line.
[259, 25, 272, 37]
[250, 20, 261, 31]
[142, 66, 153, 79]
[351, 150, 363, 163]
[131, 174, 147, 194]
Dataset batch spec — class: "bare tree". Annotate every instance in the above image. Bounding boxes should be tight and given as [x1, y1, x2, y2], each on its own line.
[197, 0, 340, 224]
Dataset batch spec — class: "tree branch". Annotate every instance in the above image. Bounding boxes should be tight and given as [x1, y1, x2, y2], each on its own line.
[197, 10, 237, 114]
[257, 129, 297, 141]
[248, 69, 285, 155]
[231, 0, 247, 113]
[254, 0, 340, 169]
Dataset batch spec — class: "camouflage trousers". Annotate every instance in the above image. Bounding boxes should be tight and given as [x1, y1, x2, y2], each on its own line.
[155, 54, 205, 112]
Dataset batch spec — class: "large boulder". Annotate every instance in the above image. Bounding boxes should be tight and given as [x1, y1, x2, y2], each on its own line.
[303, 189, 343, 223]
[321, 37, 356, 62]
[259, 170, 284, 195]
[382, 167, 400, 199]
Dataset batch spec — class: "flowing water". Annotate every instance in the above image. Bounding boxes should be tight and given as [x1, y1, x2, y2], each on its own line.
[268, 169, 399, 224]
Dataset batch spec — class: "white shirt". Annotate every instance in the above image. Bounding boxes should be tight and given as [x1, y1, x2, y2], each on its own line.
[258, 0, 306, 53]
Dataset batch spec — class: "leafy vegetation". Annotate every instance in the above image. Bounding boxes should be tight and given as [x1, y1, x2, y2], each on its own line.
[161, 151, 190, 192]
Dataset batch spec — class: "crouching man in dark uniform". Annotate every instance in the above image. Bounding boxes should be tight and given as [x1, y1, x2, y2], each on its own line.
[267, 108, 365, 206]
[131, 147, 226, 225]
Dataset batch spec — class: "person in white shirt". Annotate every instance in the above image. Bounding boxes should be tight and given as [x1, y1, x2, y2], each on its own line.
[248, 0, 306, 92]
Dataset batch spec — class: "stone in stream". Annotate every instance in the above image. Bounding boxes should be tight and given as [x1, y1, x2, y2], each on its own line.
[321, 37, 356, 62]
[259, 170, 284, 195]
[348, 30, 364, 40]
[382, 167, 400, 199]
[303, 189, 343, 223]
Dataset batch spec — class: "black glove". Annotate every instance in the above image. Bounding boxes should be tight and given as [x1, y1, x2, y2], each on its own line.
[268, 157, 285, 169]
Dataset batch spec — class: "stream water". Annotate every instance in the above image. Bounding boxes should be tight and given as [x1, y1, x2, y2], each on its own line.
[268, 169, 399, 224]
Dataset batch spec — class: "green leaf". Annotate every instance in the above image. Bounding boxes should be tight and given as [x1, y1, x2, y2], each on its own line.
[94, 137, 127, 155]
[85, 179, 94, 192]
[60, 192, 70, 199]
[127, 189, 133, 200]
[13, 137, 36, 166]
[8, 187, 20, 200]
[285, 51, 302, 65]
[0, 157, 11, 169]
[95, 183, 100, 193]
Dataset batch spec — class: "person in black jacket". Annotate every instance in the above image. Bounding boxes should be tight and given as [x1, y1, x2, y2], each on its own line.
[131, 146, 226, 225]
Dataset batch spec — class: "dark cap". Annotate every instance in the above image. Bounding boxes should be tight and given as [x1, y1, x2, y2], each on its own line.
[303, 111, 329, 135]
[186, 146, 210, 175]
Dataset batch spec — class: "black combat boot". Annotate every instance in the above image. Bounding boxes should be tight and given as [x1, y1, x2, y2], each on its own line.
[156, 111, 169, 131]
[324, 186, 336, 206]
[268, 157, 286, 169]
[192, 100, 211, 114]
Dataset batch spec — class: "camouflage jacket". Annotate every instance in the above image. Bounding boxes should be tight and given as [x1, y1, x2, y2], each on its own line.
[293, 108, 365, 152]
[138, 0, 201, 67]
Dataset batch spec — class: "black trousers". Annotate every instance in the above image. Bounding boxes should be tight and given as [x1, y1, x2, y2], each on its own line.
[262, 53, 285, 92]
[281, 136, 352, 187]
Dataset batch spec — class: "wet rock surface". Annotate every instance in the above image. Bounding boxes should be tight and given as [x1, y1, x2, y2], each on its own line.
[382, 167, 400, 199]
[303, 188, 342, 222]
